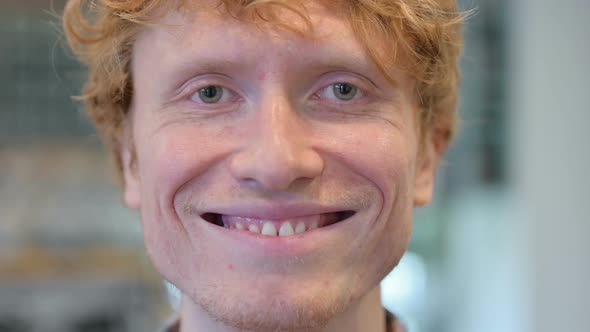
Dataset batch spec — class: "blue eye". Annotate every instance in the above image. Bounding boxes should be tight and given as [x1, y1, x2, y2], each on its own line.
[319, 83, 363, 102]
[199, 86, 222, 103]
[190, 85, 236, 104]
[332, 83, 358, 100]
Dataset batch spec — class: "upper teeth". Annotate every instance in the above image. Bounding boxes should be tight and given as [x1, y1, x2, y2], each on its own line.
[226, 220, 311, 236]
[294, 222, 306, 234]
[261, 222, 277, 236]
[248, 224, 260, 233]
[247, 221, 303, 236]
[218, 213, 345, 237]
[278, 222, 294, 236]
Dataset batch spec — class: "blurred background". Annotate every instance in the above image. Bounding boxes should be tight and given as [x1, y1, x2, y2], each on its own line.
[1, 0, 588, 331]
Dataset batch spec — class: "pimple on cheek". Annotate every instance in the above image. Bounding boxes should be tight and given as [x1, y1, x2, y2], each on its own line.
[256, 71, 266, 81]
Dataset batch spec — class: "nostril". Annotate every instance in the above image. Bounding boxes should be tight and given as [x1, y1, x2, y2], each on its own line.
[201, 213, 224, 227]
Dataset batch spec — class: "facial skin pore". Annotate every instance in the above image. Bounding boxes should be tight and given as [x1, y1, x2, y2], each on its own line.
[123, 2, 439, 331]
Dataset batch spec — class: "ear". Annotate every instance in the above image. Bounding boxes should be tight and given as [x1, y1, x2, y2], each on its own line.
[120, 127, 141, 210]
[413, 130, 444, 206]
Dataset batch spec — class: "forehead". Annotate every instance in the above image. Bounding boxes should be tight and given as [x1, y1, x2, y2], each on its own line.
[132, 2, 392, 84]
[154, 1, 348, 44]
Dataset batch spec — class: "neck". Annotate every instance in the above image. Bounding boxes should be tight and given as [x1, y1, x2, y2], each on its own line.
[180, 286, 385, 332]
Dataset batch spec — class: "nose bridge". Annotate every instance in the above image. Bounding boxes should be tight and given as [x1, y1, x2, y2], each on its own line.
[229, 93, 323, 190]
[260, 94, 301, 157]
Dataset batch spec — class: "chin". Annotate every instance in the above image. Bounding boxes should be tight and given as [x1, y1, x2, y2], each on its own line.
[185, 276, 354, 332]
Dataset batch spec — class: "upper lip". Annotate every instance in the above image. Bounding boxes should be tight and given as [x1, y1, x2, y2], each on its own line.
[200, 202, 354, 220]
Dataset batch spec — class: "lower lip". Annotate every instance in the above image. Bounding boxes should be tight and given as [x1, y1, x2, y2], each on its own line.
[203, 215, 354, 256]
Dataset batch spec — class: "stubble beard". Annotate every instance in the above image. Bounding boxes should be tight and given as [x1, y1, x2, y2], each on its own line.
[186, 279, 354, 332]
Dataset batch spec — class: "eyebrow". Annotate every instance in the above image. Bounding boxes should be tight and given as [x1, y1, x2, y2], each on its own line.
[165, 57, 251, 86]
[162, 50, 396, 92]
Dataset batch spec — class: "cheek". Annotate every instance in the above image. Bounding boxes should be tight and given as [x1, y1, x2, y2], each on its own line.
[323, 122, 417, 199]
[136, 124, 236, 202]
[133, 124, 239, 284]
[325, 121, 416, 263]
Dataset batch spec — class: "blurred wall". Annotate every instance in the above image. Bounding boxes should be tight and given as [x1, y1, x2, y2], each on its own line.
[508, 1, 590, 332]
[0, 3, 170, 331]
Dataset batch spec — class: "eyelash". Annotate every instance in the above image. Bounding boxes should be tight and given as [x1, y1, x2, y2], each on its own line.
[182, 84, 241, 108]
[181, 81, 369, 107]
[189, 86, 239, 105]
[314, 82, 366, 104]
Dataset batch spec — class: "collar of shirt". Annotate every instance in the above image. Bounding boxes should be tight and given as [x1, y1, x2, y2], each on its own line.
[159, 311, 406, 332]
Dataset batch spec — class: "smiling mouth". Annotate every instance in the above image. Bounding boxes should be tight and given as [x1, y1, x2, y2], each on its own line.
[201, 211, 355, 237]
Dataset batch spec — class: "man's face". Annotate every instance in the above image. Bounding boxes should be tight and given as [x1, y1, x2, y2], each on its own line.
[124, 2, 437, 330]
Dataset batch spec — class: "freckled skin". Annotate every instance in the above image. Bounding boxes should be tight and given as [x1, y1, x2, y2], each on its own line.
[123, 3, 439, 332]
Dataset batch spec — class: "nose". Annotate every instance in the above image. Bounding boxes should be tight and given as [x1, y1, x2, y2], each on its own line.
[229, 96, 324, 191]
